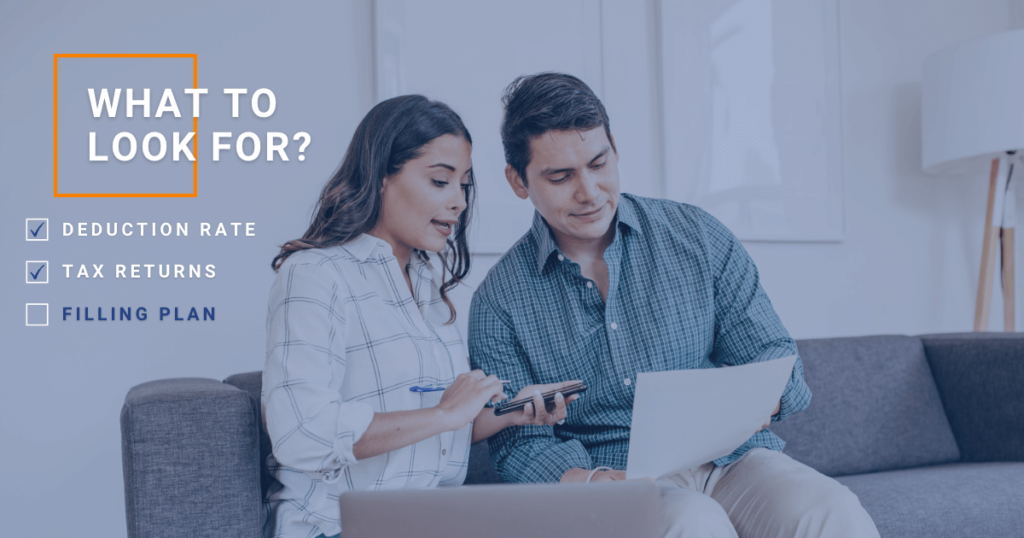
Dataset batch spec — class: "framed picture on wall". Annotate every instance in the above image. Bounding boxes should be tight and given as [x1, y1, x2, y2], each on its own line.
[659, 0, 845, 242]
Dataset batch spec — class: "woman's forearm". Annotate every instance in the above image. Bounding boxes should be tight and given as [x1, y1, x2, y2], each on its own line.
[470, 407, 513, 444]
[352, 407, 454, 460]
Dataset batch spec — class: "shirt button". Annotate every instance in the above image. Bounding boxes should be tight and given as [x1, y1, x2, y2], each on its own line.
[557, 254, 565, 262]
[586, 281, 593, 289]
[624, 378, 632, 386]
[610, 322, 618, 330]
[441, 449, 447, 456]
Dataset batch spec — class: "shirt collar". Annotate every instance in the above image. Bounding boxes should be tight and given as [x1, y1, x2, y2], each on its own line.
[343, 233, 440, 275]
[342, 233, 388, 262]
[531, 211, 560, 274]
[615, 195, 643, 237]
[531, 195, 643, 274]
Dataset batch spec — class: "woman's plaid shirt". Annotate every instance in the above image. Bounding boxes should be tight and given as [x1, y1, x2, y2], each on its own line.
[262, 235, 471, 538]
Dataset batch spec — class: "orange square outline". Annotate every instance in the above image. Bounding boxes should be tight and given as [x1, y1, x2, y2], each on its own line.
[53, 53, 199, 198]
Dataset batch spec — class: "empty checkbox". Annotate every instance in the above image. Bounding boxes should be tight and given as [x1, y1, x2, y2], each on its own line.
[26, 303, 49, 326]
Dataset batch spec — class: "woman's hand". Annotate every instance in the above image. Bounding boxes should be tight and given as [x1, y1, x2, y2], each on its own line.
[505, 380, 582, 427]
[437, 370, 506, 431]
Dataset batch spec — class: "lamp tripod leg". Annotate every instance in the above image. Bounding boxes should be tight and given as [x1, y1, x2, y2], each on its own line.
[1001, 158, 1017, 332]
[975, 158, 1002, 331]
[1003, 226, 1015, 331]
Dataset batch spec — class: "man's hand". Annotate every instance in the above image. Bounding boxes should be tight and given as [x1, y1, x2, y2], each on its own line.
[560, 467, 627, 483]
[760, 398, 782, 431]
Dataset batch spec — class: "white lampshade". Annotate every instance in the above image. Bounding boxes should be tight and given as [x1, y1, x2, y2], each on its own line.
[922, 29, 1024, 174]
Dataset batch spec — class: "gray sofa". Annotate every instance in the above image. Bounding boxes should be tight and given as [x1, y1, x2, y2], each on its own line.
[121, 332, 1024, 538]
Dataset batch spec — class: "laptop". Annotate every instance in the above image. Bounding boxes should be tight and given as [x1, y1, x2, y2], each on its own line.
[339, 480, 660, 538]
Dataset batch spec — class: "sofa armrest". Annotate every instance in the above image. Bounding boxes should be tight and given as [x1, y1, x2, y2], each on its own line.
[921, 333, 1024, 462]
[121, 378, 263, 538]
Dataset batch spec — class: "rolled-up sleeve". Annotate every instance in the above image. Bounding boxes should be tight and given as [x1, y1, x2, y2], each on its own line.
[700, 209, 812, 423]
[263, 261, 375, 473]
[469, 289, 593, 483]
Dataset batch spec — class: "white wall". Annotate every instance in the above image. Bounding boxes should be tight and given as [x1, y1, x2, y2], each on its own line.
[450, 0, 1024, 341]
[747, 0, 1023, 338]
[1013, 0, 1024, 27]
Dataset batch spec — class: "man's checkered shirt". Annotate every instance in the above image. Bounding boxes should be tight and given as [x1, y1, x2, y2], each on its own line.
[469, 193, 812, 484]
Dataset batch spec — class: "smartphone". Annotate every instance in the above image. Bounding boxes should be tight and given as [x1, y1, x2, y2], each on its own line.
[492, 382, 587, 416]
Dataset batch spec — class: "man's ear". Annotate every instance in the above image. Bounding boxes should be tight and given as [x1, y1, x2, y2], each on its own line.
[505, 165, 529, 200]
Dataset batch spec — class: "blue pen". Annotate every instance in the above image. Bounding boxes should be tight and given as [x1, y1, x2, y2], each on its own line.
[410, 380, 511, 392]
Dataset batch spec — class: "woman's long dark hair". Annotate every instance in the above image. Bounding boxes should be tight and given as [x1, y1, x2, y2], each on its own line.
[272, 95, 475, 323]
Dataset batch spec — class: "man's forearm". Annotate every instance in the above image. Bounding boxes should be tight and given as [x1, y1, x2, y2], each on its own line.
[561, 467, 629, 482]
[491, 432, 594, 483]
[560, 468, 591, 482]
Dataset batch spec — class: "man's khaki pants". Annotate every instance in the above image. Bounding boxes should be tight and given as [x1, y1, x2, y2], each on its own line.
[658, 448, 880, 538]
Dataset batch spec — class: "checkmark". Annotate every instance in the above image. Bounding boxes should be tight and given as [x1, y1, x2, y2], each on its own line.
[26, 218, 48, 241]
[26, 260, 48, 284]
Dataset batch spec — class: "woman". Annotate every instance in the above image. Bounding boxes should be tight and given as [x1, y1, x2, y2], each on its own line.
[263, 95, 579, 538]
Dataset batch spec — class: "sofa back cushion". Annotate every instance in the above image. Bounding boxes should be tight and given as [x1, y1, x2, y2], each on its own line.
[122, 378, 263, 538]
[920, 332, 1024, 462]
[223, 372, 275, 497]
[770, 335, 960, 476]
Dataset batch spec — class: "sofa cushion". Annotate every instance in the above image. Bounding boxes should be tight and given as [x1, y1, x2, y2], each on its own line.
[122, 378, 263, 538]
[466, 440, 503, 484]
[836, 462, 1024, 538]
[920, 332, 1024, 463]
[771, 335, 960, 476]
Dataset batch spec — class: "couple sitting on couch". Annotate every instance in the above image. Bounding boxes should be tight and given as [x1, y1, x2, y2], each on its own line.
[262, 73, 880, 538]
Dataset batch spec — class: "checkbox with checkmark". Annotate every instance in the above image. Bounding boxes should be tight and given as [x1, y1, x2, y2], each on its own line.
[26, 218, 48, 241]
[26, 261, 48, 284]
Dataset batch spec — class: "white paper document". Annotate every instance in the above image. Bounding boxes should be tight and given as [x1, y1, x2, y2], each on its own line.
[625, 355, 798, 480]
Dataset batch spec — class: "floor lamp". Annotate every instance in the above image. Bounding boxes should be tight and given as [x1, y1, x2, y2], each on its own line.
[923, 30, 1024, 332]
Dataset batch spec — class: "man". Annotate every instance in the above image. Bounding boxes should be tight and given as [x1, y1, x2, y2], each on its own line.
[468, 73, 879, 538]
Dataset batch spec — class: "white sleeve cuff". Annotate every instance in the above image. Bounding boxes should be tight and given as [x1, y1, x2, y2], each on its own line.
[332, 400, 376, 465]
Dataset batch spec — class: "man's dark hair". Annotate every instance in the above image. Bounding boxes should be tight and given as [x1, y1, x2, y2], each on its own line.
[500, 72, 614, 185]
